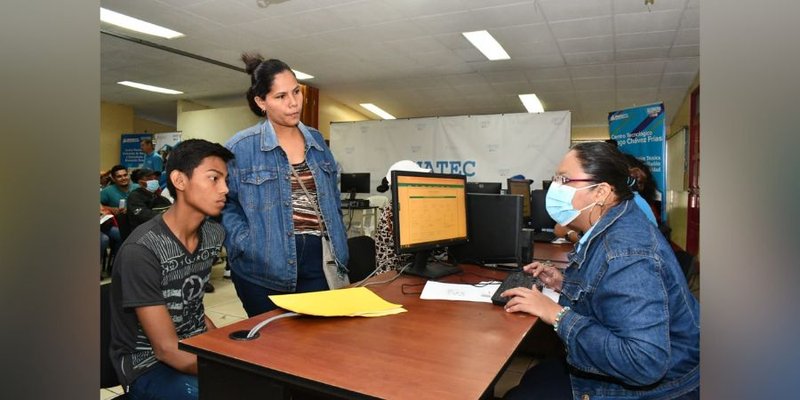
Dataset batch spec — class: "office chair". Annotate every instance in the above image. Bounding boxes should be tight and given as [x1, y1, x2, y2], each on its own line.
[100, 283, 128, 398]
[346, 236, 377, 282]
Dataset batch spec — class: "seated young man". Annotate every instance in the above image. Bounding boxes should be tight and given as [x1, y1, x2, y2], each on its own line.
[127, 168, 173, 231]
[109, 139, 234, 400]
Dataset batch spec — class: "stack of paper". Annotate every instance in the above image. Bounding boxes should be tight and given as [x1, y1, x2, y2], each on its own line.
[269, 287, 406, 317]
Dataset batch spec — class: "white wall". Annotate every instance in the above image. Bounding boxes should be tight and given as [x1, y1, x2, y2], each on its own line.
[176, 104, 259, 145]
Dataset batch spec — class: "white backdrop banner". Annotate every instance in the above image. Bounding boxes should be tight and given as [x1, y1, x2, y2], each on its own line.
[330, 111, 571, 195]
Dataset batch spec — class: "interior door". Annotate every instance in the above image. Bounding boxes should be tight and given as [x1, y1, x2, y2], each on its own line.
[686, 87, 700, 255]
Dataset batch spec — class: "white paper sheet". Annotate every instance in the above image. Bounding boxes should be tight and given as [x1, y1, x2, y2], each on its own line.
[420, 281, 500, 303]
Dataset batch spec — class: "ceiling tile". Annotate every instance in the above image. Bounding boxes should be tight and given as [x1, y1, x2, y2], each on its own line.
[664, 58, 700, 74]
[616, 74, 661, 90]
[612, 0, 686, 14]
[524, 67, 571, 81]
[674, 28, 700, 46]
[568, 63, 615, 78]
[549, 16, 613, 39]
[615, 47, 670, 61]
[563, 51, 615, 65]
[614, 9, 682, 35]
[537, 0, 612, 22]
[669, 45, 699, 57]
[615, 30, 676, 50]
[573, 77, 614, 91]
[469, 2, 546, 28]
[679, 8, 700, 29]
[615, 60, 666, 76]
[559, 35, 614, 54]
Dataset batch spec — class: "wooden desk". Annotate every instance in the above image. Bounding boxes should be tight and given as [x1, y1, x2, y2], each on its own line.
[180, 264, 542, 400]
[533, 241, 573, 265]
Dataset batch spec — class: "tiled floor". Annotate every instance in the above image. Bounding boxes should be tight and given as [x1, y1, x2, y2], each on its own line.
[101, 261, 535, 399]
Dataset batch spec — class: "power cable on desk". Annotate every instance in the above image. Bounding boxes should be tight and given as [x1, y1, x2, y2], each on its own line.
[246, 312, 300, 339]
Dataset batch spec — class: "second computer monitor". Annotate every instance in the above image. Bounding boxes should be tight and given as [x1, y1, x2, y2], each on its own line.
[340, 172, 371, 200]
[506, 179, 533, 219]
[448, 193, 524, 267]
[465, 181, 502, 194]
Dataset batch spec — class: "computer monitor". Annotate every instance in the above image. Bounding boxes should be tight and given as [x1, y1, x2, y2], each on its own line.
[506, 179, 533, 220]
[391, 171, 468, 279]
[530, 189, 556, 231]
[340, 172, 371, 200]
[448, 194, 524, 267]
[465, 181, 502, 194]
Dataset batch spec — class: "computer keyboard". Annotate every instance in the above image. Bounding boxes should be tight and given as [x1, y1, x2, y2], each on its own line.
[491, 270, 544, 306]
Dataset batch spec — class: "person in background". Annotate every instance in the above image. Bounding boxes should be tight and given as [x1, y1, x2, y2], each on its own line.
[221, 54, 349, 317]
[126, 168, 173, 231]
[100, 169, 112, 189]
[502, 142, 699, 399]
[109, 139, 234, 400]
[373, 160, 432, 274]
[140, 137, 164, 175]
[101, 165, 140, 257]
[622, 152, 662, 225]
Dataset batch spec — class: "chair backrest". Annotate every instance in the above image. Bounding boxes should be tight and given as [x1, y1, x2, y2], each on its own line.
[100, 283, 121, 389]
[347, 236, 377, 282]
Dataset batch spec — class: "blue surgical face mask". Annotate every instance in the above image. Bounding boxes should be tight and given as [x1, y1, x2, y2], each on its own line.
[545, 181, 599, 226]
[145, 179, 160, 192]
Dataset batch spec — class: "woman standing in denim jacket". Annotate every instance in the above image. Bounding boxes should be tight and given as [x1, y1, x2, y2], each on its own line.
[221, 54, 349, 317]
[503, 142, 699, 399]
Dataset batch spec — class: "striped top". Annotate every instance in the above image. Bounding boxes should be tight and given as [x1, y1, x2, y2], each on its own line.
[291, 161, 323, 235]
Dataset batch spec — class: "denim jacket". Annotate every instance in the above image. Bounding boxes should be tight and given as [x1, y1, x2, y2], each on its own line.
[221, 120, 349, 292]
[556, 200, 700, 399]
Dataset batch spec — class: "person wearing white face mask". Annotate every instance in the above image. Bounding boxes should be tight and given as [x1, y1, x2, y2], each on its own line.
[502, 142, 699, 400]
[127, 168, 173, 231]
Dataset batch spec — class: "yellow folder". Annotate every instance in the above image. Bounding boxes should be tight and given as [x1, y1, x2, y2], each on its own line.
[269, 287, 406, 317]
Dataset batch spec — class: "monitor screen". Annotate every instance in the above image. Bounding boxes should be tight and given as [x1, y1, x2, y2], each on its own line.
[448, 194, 523, 267]
[530, 189, 556, 231]
[466, 181, 502, 194]
[391, 171, 468, 279]
[506, 179, 533, 219]
[340, 172, 371, 200]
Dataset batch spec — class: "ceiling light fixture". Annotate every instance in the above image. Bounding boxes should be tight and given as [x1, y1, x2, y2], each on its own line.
[292, 70, 314, 80]
[518, 94, 545, 113]
[360, 103, 396, 120]
[462, 30, 510, 61]
[100, 8, 184, 39]
[118, 81, 183, 95]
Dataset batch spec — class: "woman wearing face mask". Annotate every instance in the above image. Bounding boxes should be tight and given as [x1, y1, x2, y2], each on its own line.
[502, 142, 699, 400]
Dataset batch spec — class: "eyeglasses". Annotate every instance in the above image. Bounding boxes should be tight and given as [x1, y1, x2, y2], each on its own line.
[552, 175, 597, 185]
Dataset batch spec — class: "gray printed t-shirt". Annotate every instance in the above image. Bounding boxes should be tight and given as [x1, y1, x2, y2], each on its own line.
[109, 215, 224, 386]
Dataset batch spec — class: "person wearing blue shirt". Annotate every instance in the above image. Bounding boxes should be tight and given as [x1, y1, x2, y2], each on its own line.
[221, 54, 349, 317]
[140, 138, 163, 174]
[502, 142, 699, 400]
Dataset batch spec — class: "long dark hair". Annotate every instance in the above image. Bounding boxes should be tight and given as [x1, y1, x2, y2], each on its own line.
[241, 53, 294, 117]
[622, 153, 658, 203]
[571, 142, 634, 201]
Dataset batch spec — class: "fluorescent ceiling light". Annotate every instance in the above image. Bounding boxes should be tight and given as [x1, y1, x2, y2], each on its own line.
[518, 94, 545, 113]
[292, 70, 314, 80]
[118, 81, 183, 95]
[100, 8, 184, 39]
[359, 103, 396, 120]
[462, 30, 510, 61]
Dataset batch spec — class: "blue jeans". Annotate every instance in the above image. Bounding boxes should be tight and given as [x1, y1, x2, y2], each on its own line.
[232, 234, 328, 317]
[128, 362, 197, 400]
